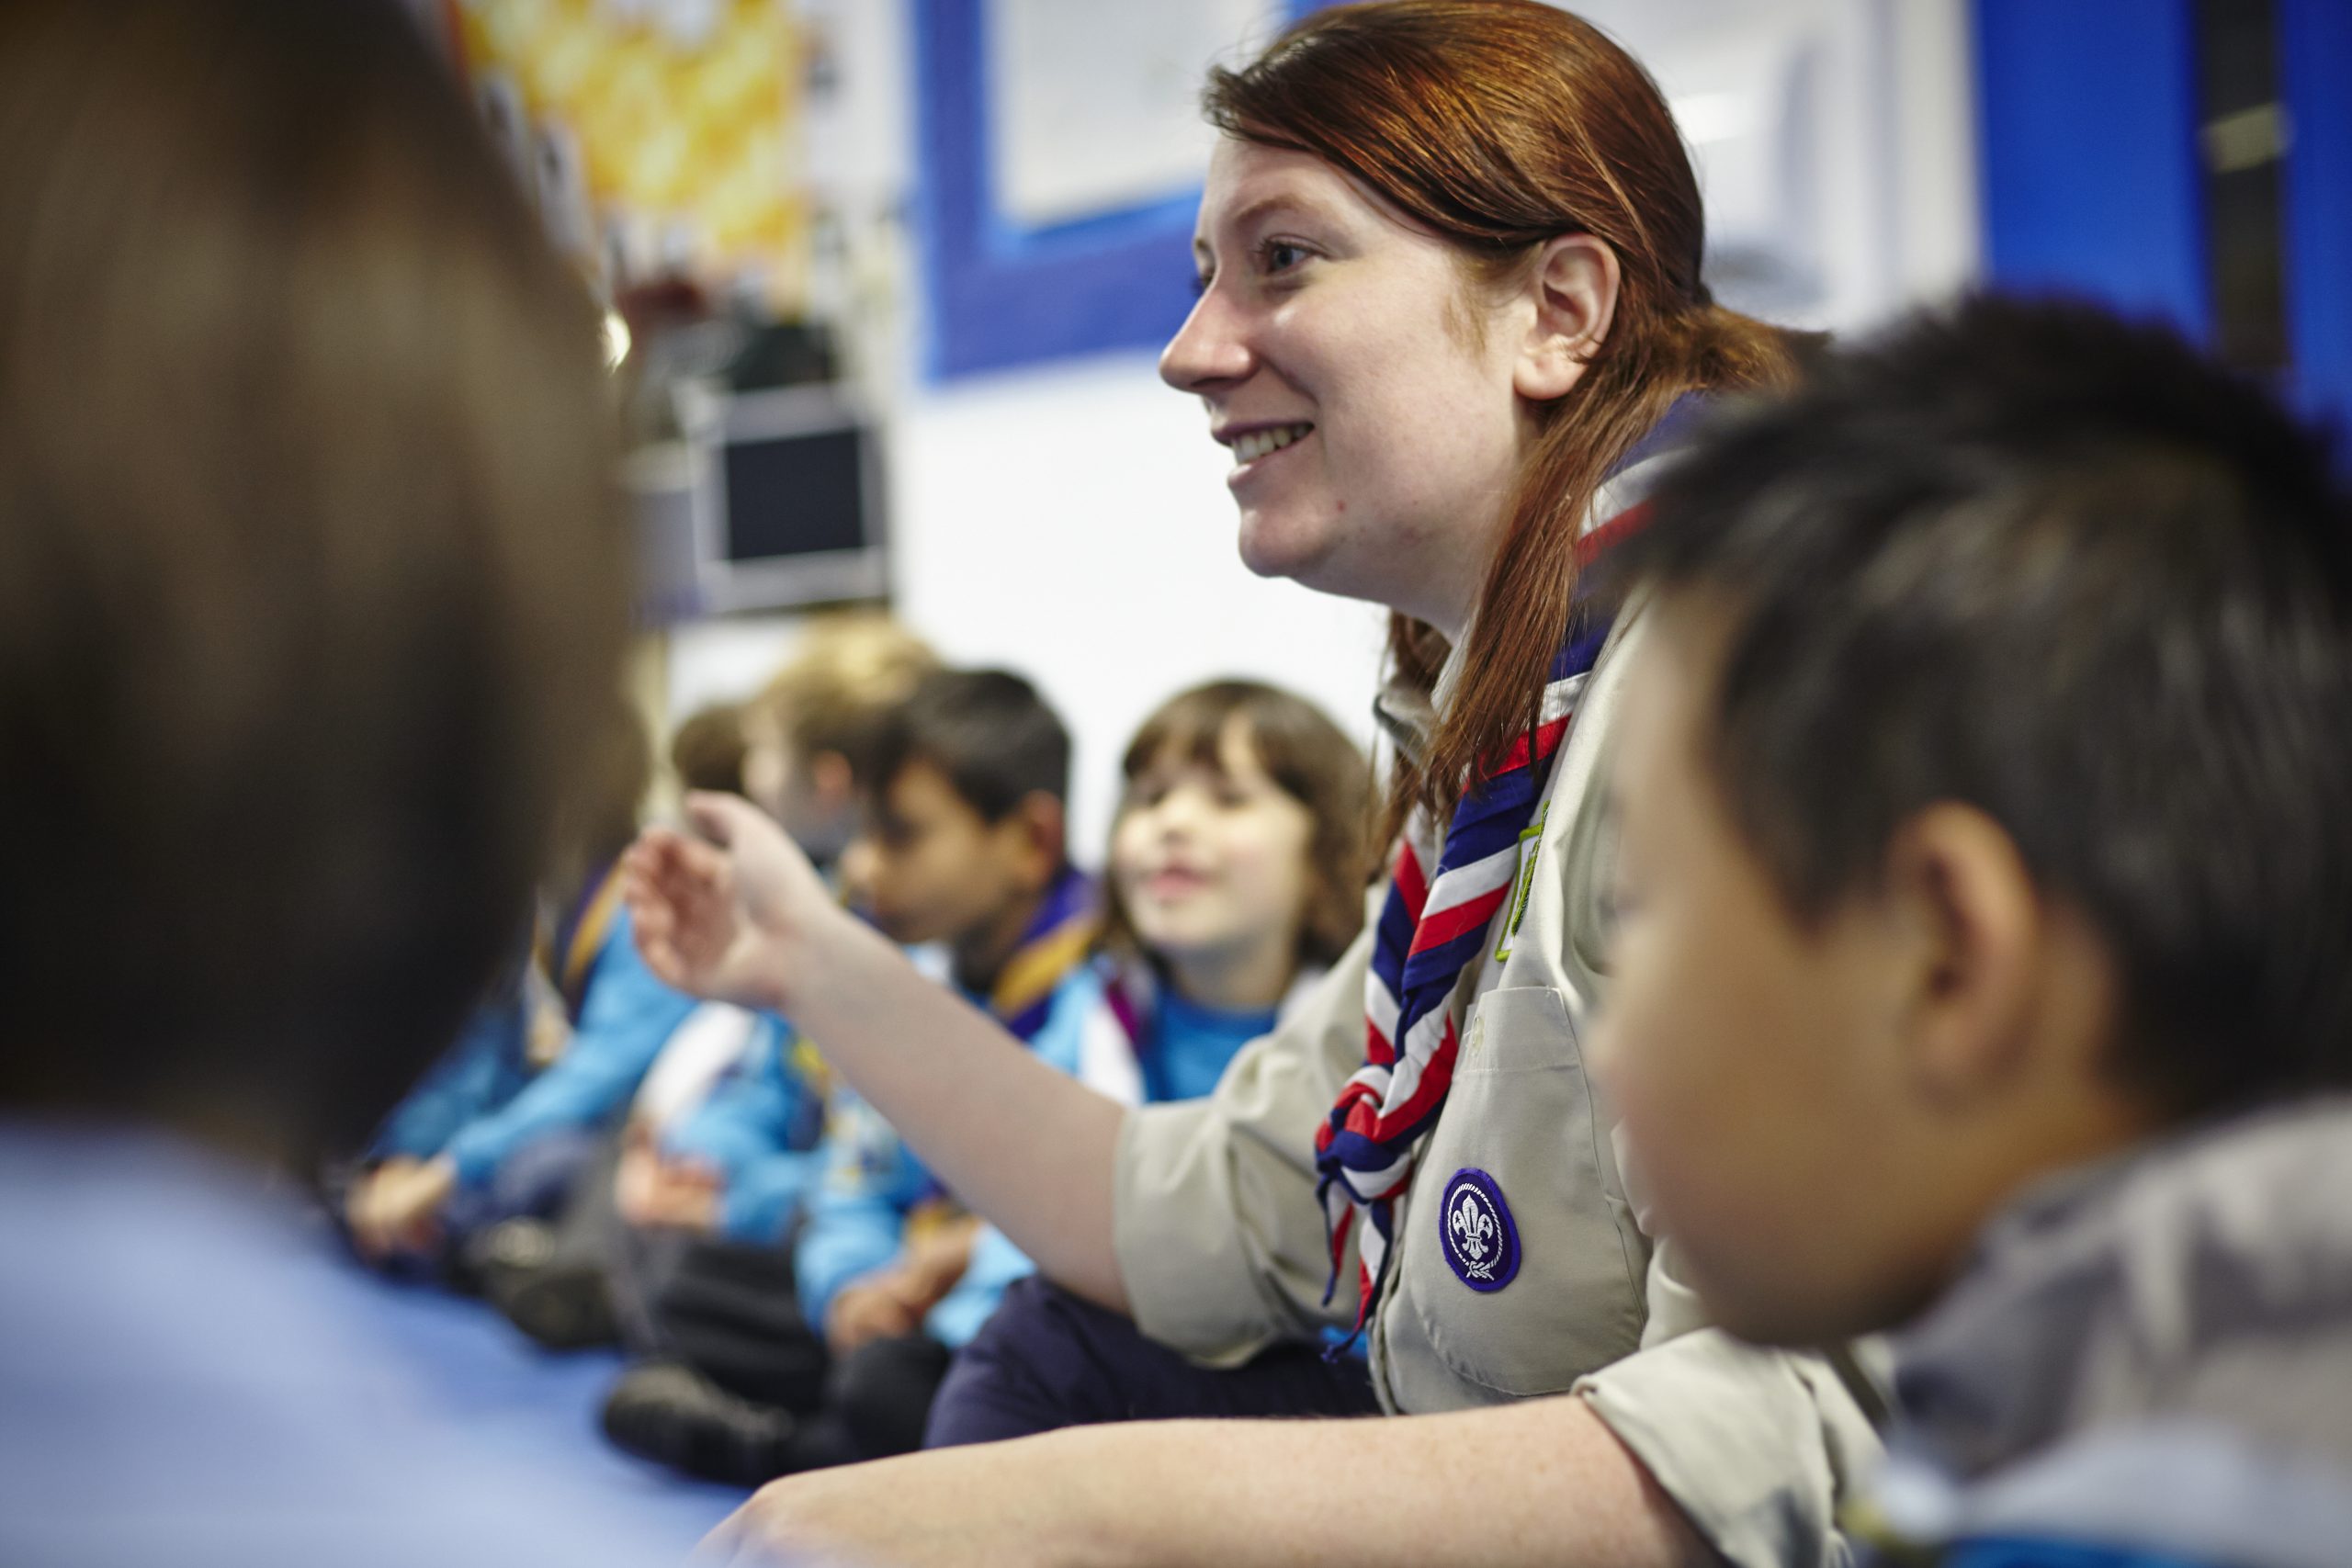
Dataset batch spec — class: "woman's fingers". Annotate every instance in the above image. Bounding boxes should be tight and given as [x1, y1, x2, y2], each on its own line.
[683, 789, 757, 848]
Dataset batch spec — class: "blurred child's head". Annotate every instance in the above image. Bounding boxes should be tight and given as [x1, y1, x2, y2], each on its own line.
[741, 612, 936, 860]
[670, 701, 750, 798]
[0, 0, 626, 1162]
[1103, 681, 1369, 1004]
[845, 670, 1071, 970]
[1590, 296, 2352, 1348]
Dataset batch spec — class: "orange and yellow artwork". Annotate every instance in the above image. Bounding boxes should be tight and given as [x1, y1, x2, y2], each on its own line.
[448, 0, 808, 312]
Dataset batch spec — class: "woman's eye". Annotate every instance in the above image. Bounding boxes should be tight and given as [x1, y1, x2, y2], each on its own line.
[1258, 239, 1308, 276]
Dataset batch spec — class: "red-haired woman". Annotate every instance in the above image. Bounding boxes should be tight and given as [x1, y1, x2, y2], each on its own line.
[627, 4, 1873, 1564]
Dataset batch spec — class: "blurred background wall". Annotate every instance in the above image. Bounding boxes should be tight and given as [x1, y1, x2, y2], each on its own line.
[415, 0, 2351, 856]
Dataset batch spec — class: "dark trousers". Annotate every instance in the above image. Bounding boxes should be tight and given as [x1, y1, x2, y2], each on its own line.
[785, 1332, 956, 1471]
[609, 1225, 831, 1415]
[923, 1275, 1382, 1449]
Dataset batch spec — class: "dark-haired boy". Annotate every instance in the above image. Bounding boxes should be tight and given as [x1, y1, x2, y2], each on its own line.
[605, 669, 1107, 1483]
[1593, 295, 2352, 1566]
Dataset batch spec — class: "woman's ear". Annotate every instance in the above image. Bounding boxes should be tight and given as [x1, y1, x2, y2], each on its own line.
[1513, 234, 1621, 402]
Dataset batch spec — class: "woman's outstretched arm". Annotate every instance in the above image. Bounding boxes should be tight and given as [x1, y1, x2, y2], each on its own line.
[623, 792, 1132, 1310]
[698, 1395, 1713, 1568]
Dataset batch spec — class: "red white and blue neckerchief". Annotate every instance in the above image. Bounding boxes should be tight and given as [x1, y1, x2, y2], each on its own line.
[1313, 399, 1707, 1335]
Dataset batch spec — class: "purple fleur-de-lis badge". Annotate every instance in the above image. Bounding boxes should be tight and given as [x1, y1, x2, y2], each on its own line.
[1439, 1168, 1521, 1292]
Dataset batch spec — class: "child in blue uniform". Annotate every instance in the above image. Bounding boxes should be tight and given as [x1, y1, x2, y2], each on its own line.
[344, 708, 699, 1272]
[928, 678, 1373, 1445]
[605, 669, 1100, 1478]
[594, 634, 932, 1399]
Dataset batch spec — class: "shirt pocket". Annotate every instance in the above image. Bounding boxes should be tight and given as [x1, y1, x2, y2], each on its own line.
[1392, 985, 1649, 1398]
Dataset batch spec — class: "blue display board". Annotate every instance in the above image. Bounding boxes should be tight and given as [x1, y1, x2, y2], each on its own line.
[910, 0, 1315, 383]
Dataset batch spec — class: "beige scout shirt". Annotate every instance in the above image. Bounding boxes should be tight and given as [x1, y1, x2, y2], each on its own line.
[1113, 601, 1886, 1568]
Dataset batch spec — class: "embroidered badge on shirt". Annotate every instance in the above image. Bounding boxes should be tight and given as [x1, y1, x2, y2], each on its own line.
[1439, 1168, 1521, 1292]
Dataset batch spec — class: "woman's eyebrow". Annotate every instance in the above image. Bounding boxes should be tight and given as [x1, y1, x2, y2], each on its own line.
[1196, 188, 1346, 262]
[1225, 189, 1340, 234]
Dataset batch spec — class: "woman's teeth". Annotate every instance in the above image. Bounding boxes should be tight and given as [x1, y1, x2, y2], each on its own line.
[1232, 423, 1313, 465]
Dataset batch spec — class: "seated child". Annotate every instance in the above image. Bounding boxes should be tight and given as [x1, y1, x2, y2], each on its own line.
[596, 630, 934, 1393]
[343, 704, 698, 1272]
[926, 678, 1373, 1446]
[739, 611, 939, 874]
[1590, 295, 2352, 1568]
[604, 668, 1098, 1480]
[610, 620, 936, 1243]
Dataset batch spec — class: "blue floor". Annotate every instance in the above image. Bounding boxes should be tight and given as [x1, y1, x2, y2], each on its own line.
[337, 1263, 751, 1553]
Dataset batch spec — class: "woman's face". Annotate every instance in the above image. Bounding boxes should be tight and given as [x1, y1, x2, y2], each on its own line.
[1161, 139, 1532, 637]
[1112, 718, 1315, 977]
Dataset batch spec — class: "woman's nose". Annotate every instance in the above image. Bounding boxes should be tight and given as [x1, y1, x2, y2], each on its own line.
[1159, 284, 1251, 393]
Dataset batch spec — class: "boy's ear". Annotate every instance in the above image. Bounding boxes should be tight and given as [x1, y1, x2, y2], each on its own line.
[1883, 804, 2042, 1106]
[1000, 791, 1068, 892]
[1512, 233, 1621, 403]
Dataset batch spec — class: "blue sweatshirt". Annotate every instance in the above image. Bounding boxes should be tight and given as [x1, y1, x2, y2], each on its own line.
[440, 906, 698, 1191]
[1139, 989, 1278, 1103]
[656, 1016, 829, 1244]
[793, 963, 1100, 1347]
[795, 963, 1283, 1348]
[364, 972, 535, 1166]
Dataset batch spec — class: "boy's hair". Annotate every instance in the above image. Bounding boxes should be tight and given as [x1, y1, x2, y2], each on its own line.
[1100, 680, 1372, 970]
[670, 702, 750, 797]
[0, 0, 627, 1156]
[754, 612, 937, 767]
[1611, 293, 2352, 1114]
[864, 669, 1072, 826]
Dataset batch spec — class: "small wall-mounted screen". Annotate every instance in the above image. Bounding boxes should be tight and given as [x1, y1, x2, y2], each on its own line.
[672, 382, 890, 615]
[722, 425, 868, 564]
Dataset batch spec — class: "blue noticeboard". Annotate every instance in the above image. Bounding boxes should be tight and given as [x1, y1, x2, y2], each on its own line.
[910, 0, 1317, 383]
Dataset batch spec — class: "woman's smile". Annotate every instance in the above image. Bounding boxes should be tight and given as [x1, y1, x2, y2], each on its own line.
[1225, 423, 1317, 486]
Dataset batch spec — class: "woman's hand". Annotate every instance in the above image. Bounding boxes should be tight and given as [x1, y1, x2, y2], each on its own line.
[622, 792, 845, 1016]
